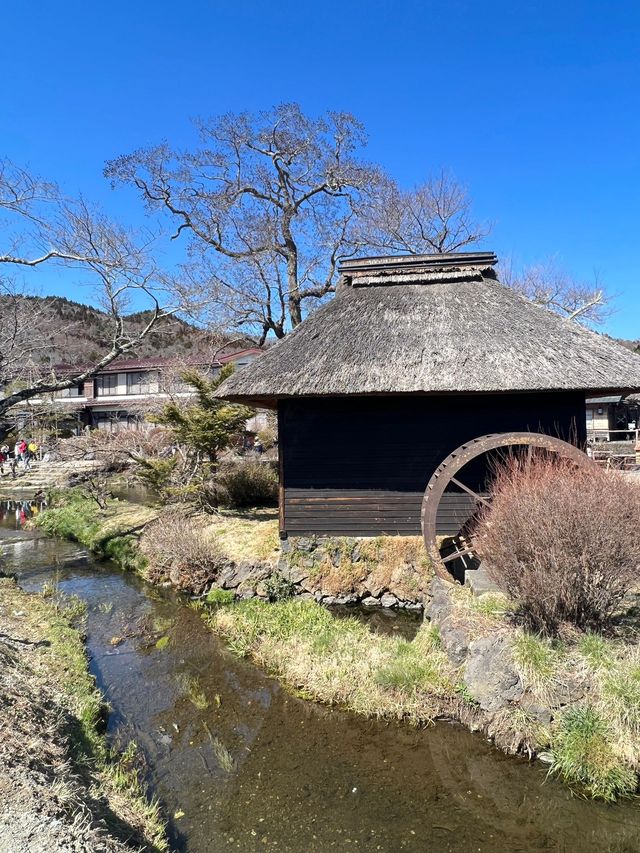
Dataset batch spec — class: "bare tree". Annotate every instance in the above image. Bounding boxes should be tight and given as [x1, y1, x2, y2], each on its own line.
[358, 170, 490, 255]
[501, 258, 611, 326]
[0, 160, 179, 420]
[106, 105, 488, 342]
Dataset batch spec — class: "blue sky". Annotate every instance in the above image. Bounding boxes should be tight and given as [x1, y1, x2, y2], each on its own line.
[2, 0, 639, 338]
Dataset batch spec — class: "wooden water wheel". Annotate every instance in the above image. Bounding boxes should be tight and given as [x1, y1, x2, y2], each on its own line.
[420, 432, 594, 582]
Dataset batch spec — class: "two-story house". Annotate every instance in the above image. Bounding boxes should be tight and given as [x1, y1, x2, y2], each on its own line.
[54, 349, 262, 432]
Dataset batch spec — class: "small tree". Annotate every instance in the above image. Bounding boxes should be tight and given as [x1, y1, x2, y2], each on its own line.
[150, 364, 252, 464]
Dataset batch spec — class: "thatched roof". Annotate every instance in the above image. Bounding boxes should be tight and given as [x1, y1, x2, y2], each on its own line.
[216, 252, 640, 406]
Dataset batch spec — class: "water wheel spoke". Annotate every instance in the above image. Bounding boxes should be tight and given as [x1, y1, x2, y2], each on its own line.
[441, 546, 476, 564]
[449, 477, 491, 507]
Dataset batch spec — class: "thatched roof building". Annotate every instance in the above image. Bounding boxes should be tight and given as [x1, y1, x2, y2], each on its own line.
[217, 252, 640, 539]
[218, 253, 640, 406]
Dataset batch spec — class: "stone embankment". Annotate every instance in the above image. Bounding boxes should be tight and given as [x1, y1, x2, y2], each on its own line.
[213, 534, 432, 610]
[426, 578, 584, 723]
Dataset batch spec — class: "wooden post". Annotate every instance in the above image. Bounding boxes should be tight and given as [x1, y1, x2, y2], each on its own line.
[277, 404, 286, 539]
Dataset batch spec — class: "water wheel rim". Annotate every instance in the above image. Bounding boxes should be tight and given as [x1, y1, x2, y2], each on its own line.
[420, 432, 594, 582]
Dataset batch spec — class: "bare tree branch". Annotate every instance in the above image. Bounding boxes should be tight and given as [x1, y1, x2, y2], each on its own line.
[0, 160, 181, 421]
[501, 258, 612, 326]
[108, 105, 490, 339]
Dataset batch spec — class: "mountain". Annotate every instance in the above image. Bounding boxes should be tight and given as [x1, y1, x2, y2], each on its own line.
[12, 296, 251, 366]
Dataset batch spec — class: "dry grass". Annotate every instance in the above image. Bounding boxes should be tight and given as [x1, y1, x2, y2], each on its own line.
[0, 577, 166, 851]
[203, 509, 280, 563]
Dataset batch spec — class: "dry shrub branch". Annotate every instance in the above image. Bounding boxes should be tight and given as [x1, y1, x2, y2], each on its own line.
[140, 509, 226, 594]
[475, 455, 640, 635]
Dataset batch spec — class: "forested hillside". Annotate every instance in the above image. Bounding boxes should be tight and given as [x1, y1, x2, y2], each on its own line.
[8, 295, 238, 365]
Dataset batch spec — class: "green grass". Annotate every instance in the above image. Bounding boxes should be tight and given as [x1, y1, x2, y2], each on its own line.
[205, 587, 236, 605]
[179, 674, 209, 710]
[206, 598, 457, 723]
[512, 632, 563, 700]
[601, 659, 640, 732]
[36, 489, 102, 546]
[550, 706, 637, 802]
[374, 638, 450, 694]
[35, 490, 156, 573]
[578, 632, 615, 671]
[102, 535, 147, 572]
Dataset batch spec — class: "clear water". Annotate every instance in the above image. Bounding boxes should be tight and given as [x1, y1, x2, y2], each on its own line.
[2, 524, 640, 853]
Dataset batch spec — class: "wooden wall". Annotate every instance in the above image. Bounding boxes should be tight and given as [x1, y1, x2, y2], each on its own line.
[278, 393, 586, 537]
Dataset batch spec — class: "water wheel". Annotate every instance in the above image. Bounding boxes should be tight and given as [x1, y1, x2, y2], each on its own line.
[420, 432, 593, 582]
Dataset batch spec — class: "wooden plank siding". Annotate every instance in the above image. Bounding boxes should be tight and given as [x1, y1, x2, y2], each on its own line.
[279, 393, 586, 538]
[284, 489, 477, 536]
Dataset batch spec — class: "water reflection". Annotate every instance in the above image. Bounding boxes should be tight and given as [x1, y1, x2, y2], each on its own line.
[3, 536, 640, 853]
[0, 497, 46, 529]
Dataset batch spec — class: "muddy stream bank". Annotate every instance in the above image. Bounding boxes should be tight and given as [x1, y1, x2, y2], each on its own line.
[1, 511, 639, 852]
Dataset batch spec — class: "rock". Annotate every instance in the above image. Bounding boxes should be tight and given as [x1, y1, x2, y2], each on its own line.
[218, 564, 240, 589]
[380, 593, 399, 609]
[279, 538, 291, 554]
[438, 624, 471, 667]
[300, 575, 318, 594]
[424, 578, 470, 666]
[405, 602, 424, 612]
[285, 564, 310, 585]
[361, 596, 380, 607]
[236, 587, 256, 600]
[233, 561, 270, 586]
[548, 677, 586, 707]
[254, 581, 268, 598]
[520, 697, 553, 726]
[465, 564, 501, 597]
[291, 537, 316, 553]
[425, 577, 455, 623]
[298, 592, 315, 602]
[333, 594, 356, 606]
[322, 595, 337, 605]
[367, 581, 387, 598]
[463, 635, 524, 712]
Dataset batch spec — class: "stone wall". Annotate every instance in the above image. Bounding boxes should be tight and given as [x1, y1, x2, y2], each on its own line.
[214, 534, 432, 609]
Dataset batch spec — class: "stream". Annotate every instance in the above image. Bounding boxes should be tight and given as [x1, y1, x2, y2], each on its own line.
[2, 507, 640, 852]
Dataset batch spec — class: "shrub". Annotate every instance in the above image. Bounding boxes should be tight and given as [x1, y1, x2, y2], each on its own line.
[475, 455, 640, 635]
[139, 509, 226, 594]
[216, 460, 278, 508]
[263, 572, 296, 602]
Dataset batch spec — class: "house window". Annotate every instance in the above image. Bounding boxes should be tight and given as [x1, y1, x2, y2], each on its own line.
[126, 371, 151, 395]
[96, 374, 118, 396]
[57, 384, 82, 398]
